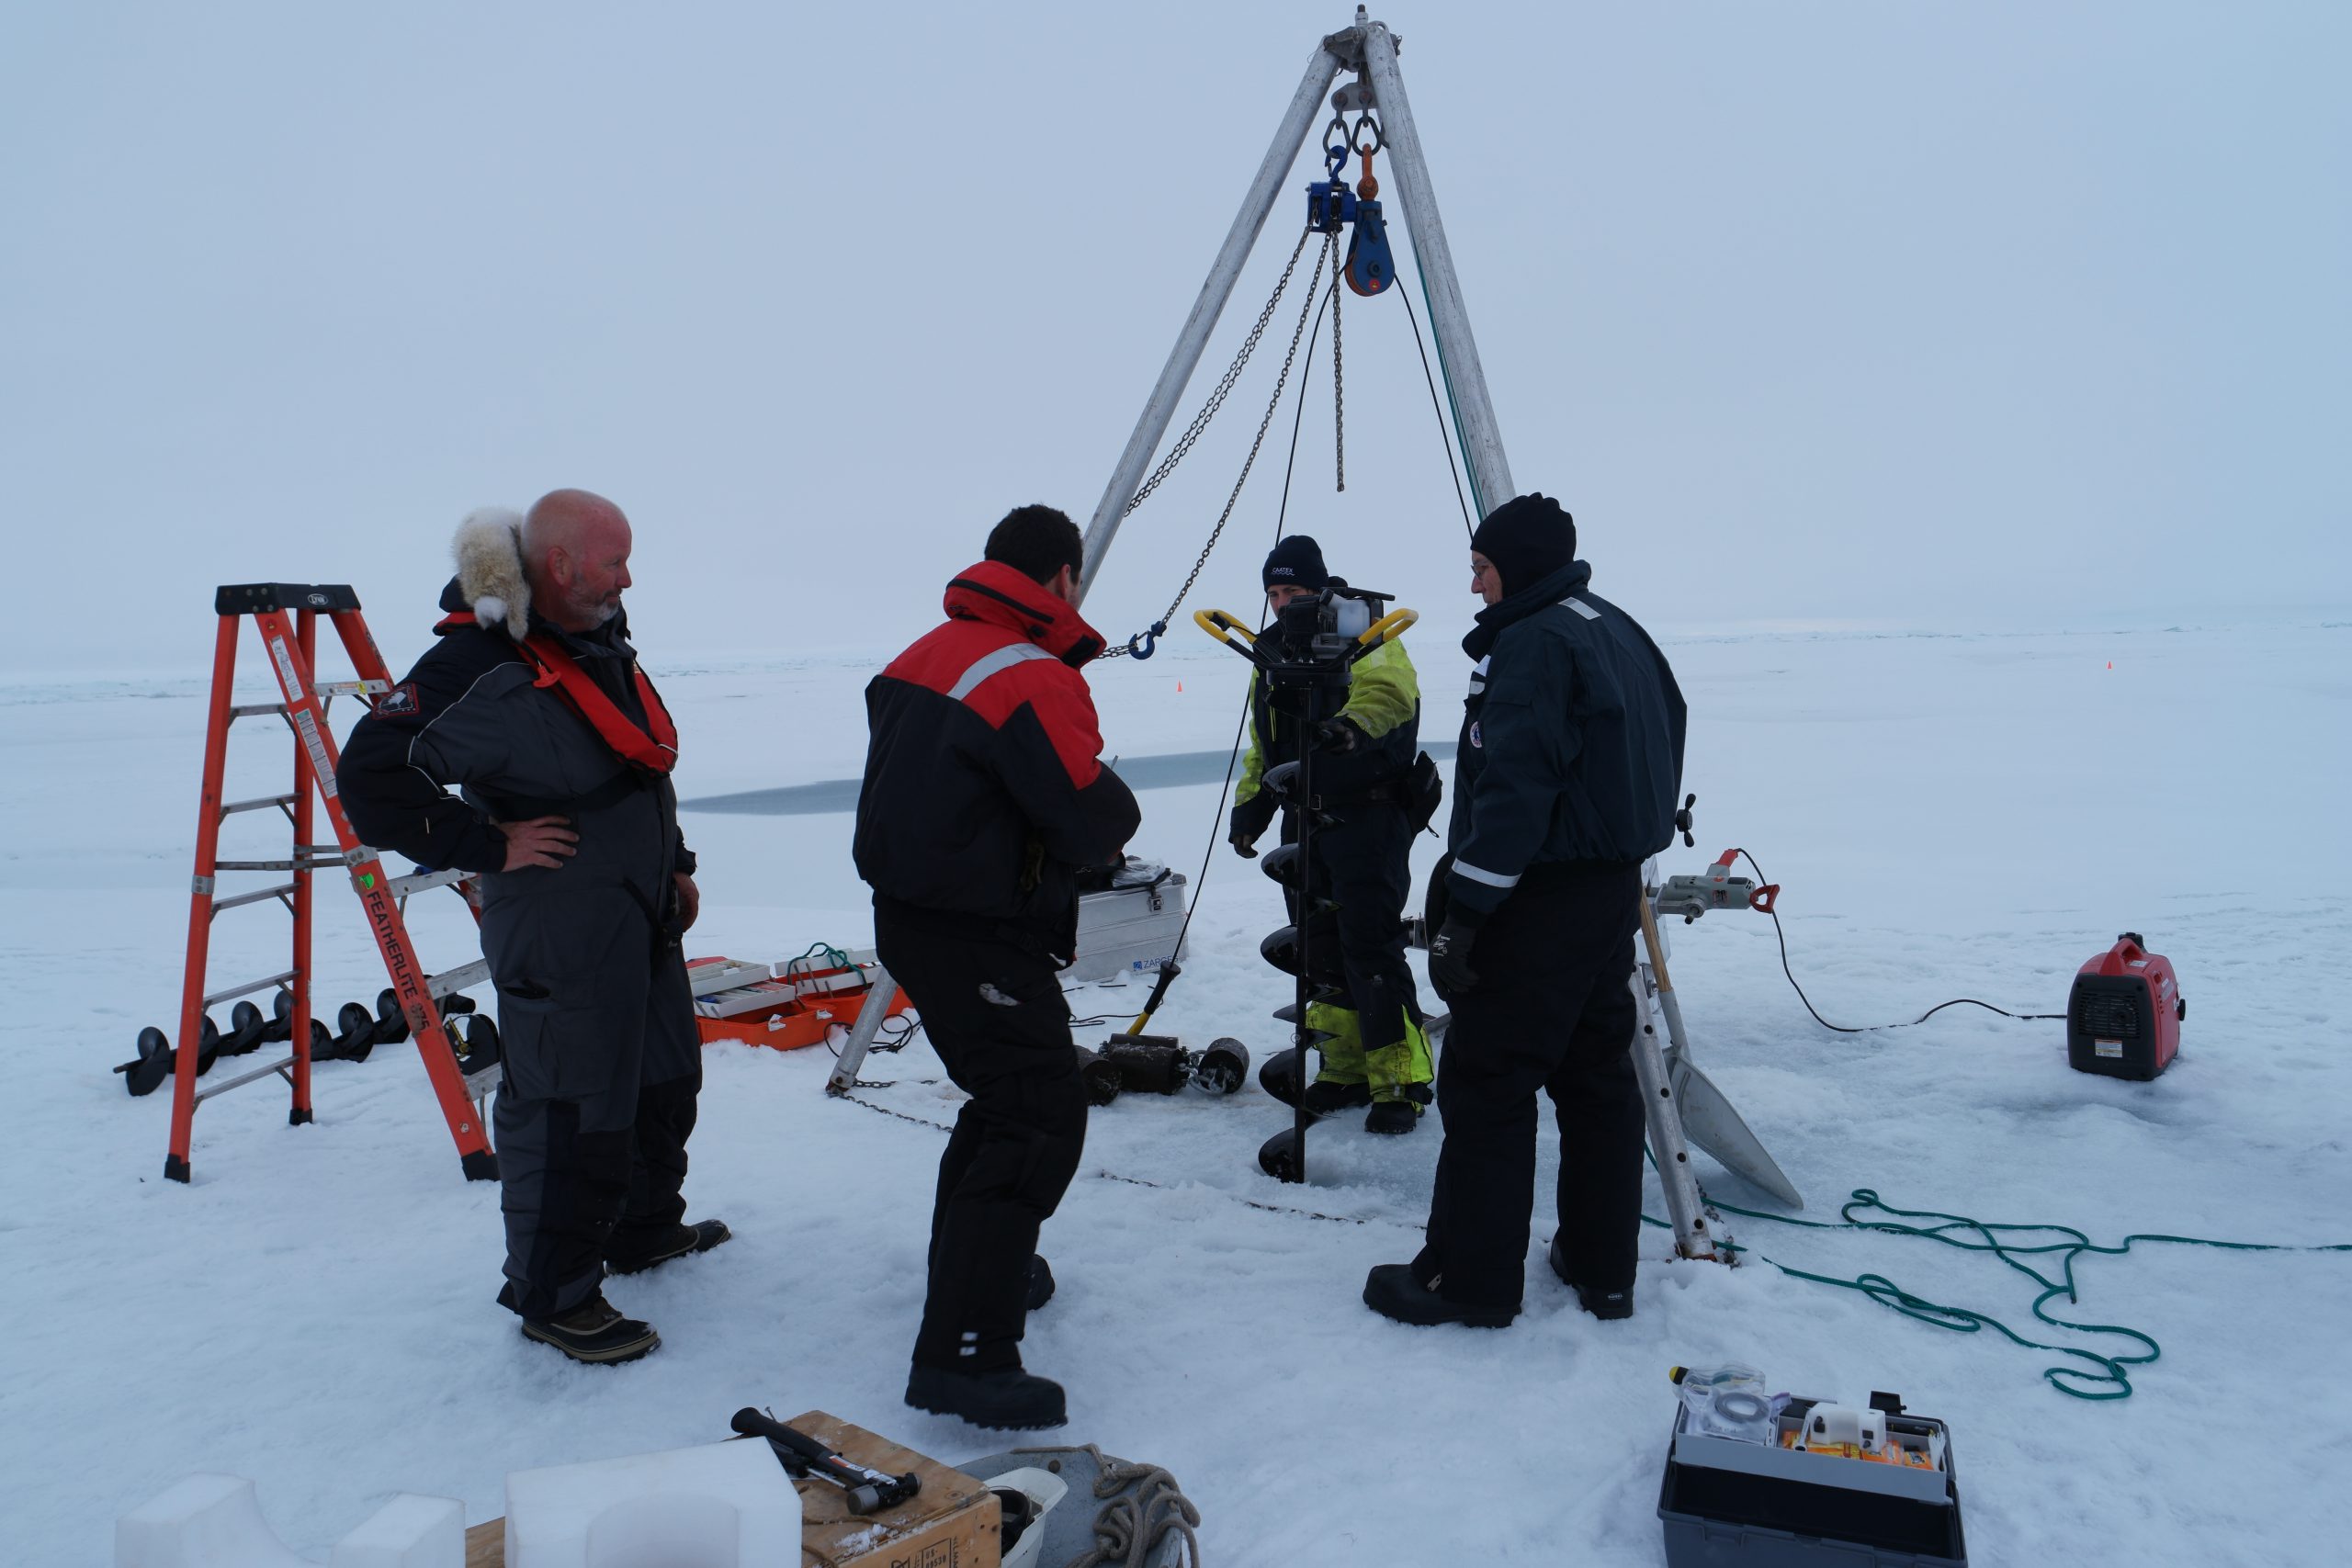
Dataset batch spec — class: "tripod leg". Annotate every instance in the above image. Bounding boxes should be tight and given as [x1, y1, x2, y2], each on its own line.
[1076, 42, 1344, 596]
[828, 969, 899, 1094]
[1361, 23, 1516, 516]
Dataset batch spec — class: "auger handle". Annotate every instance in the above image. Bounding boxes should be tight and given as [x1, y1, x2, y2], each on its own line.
[1353, 607, 1418, 653]
[1193, 608, 1258, 648]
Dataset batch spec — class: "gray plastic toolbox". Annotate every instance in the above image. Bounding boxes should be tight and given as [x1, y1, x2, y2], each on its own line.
[1658, 1395, 1966, 1567]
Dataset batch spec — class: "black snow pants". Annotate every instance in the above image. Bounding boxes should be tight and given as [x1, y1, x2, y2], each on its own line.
[1283, 797, 1421, 1053]
[1413, 860, 1646, 1309]
[875, 899, 1088, 1374]
[490, 906, 702, 1321]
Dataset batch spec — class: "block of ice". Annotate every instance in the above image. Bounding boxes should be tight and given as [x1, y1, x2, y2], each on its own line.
[503, 1438, 801, 1568]
[114, 1473, 311, 1568]
[330, 1493, 467, 1567]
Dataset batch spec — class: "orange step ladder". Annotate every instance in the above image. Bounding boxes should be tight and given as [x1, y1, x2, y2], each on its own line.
[164, 582, 498, 1185]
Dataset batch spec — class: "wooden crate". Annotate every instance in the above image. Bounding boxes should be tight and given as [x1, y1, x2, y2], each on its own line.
[459, 1412, 1000, 1568]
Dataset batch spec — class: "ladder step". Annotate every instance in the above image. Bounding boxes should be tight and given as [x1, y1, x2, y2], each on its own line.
[386, 867, 471, 898]
[203, 970, 297, 1007]
[427, 960, 490, 998]
[229, 703, 289, 720]
[195, 1054, 298, 1102]
[315, 679, 390, 699]
[220, 793, 299, 817]
[214, 582, 362, 616]
[211, 882, 297, 914]
[463, 1062, 503, 1098]
[211, 854, 342, 872]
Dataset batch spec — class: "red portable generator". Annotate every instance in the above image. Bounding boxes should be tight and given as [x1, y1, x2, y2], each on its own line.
[2067, 932, 2183, 1080]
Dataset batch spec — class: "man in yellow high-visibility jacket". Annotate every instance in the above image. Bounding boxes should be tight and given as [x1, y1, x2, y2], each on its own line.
[1228, 536, 1436, 1134]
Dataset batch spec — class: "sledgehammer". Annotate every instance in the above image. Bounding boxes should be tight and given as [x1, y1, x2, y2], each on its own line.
[729, 1407, 920, 1515]
[1114, 960, 1183, 1044]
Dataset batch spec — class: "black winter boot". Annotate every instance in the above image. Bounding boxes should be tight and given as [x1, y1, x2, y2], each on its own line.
[606, 1217, 731, 1276]
[1548, 1234, 1634, 1320]
[1300, 1079, 1374, 1116]
[905, 1365, 1069, 1430]
[1362, 1263, 1517, 1328]
[520, 1292, 661, 1364]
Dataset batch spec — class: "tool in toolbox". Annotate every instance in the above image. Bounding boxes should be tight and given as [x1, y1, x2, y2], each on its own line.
[2066, 932, 2184, 1081]
[1659, 1368, 1965, 1566]
[155, 582, 502, 1185]
[729, 1408, 921, 1517]
[689, 945, 908, 1053]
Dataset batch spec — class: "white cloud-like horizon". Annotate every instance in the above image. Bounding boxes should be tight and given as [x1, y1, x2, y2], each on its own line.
[4, 2, 2346, 680]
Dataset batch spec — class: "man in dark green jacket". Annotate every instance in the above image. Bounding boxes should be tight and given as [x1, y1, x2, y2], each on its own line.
[1229, 536, 1434, 1134]
[1364, 494, 1687, 1325]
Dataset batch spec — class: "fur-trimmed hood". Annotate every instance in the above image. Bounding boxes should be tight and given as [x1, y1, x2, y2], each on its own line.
[451, 507, 531, 640]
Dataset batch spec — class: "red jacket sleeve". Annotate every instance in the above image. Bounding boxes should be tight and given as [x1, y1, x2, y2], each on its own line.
[991, 662, 1139, 866]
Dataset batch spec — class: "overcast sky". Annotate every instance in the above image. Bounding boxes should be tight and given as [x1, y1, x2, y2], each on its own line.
[4, 2, 2346, 678]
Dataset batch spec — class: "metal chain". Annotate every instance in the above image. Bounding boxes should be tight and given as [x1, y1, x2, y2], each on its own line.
[1330, 267, 1346, 492]
[1119, 227, 1317, 524]
[1099, 232, 1336, 659]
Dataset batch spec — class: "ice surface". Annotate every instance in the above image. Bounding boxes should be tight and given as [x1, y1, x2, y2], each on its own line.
[7, 620, 2351, 1565]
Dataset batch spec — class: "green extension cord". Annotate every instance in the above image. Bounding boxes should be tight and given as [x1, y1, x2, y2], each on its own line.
[1644, 1186, 2352, 1400]
[782, 940, 854, 982]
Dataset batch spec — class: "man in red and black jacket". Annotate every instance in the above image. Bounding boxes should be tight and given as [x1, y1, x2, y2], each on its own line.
[855, 505, 1139, 1432]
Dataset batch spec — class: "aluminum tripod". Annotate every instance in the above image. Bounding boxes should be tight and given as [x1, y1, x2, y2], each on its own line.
[833, 7, 1502, 1094]
[830, 11, 1782, 1267]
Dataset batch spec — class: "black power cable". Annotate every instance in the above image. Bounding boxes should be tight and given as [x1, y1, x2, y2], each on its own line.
[1396, 285, 1476, 540]
[1736, 850, 2066, 1033]
[1156, 276, 1341, 984]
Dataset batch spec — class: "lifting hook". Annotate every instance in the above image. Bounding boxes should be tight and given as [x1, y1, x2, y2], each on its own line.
[1123, 618, 1169, 660]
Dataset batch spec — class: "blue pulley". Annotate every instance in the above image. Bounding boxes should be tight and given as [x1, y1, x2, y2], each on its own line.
[1344, 198, 1395, 296]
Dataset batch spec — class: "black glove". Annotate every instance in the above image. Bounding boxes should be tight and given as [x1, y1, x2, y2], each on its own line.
[1312, 716, 1365, 753]
[1229, 794, 1277, 858]
[1427, 916, 1483, 995]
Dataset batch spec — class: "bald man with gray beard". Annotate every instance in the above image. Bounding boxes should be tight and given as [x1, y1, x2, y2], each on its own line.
[337, 490, 727, 1364]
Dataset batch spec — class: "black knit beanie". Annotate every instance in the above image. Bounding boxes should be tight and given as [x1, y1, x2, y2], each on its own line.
[1262, 534, 1329, 592]
[1469, 494, 1577, 595]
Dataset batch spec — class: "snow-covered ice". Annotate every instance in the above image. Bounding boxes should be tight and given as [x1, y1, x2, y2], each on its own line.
[4, 616, 2349, 1565]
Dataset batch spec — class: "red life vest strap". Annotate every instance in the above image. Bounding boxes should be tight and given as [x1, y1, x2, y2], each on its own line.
[434, 611, 679, 774]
